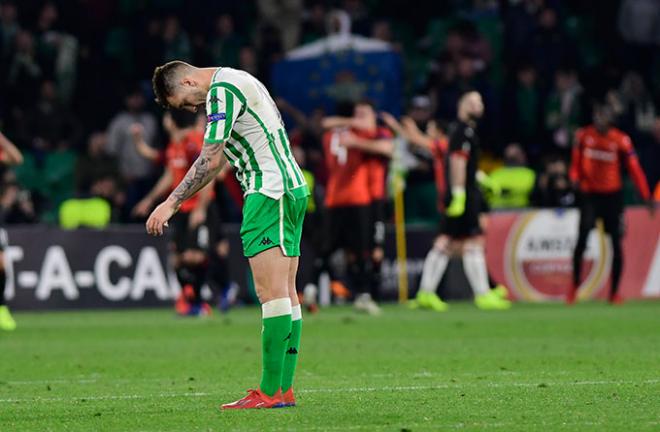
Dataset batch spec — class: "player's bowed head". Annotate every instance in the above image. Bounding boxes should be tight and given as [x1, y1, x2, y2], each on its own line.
[152, 61, 212, 113]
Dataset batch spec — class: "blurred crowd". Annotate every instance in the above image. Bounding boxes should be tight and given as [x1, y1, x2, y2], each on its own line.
[0, 0, 659, 226]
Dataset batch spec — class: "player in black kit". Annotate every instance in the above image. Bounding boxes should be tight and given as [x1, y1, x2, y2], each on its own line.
[440, 92, 511, 310]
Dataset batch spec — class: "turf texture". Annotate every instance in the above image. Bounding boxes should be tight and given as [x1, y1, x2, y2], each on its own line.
[0, 302, 659, 431]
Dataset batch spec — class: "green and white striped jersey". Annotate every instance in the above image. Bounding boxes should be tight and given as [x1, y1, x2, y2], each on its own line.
[205, 67, 308, 200]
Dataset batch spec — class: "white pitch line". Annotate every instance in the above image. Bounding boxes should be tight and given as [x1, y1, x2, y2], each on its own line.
[0, 392, 211, 404]
[298, 379, 660, 394]
[1, 379, 658, 404]
[235, 420, 660, 432]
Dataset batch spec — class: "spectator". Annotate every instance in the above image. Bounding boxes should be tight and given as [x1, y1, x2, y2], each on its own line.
[531, 157, 575, 208]
[617, 0, 660, 45]
[502, 0, 543, 67]
[527, 7, 576, 86]
[616, 72, 656, 135]
[371, 19, 395, 47]
[24, 80, 82, 153]
[75, 131, 120, 195]
[209, 14, 243, 68]
[135, 17, 164, 79]
[544, 67, 583, 154]
[0, 170, 36, 224]
[105, 87, 158, 220]
[33, 2, 79, 104]
[238, 46, 259, 78]
[39, 135, 78, 222]
[487, 143, 536, 209]
[342, 0, 372, 36]
[6, 30, 42, 114]
[162, 16, 191, 63]
[300, 2, 327, 44]
[0, 1, 19, 69]
[257, 0, 303, 52]
[504, 62, 543, 156]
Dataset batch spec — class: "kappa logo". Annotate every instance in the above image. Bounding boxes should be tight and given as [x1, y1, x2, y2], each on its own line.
[259, 237, 274, 246]
[287, 347, 298, 355]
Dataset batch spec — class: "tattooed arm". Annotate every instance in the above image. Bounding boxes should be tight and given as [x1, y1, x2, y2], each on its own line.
[146, 141, 227, 236]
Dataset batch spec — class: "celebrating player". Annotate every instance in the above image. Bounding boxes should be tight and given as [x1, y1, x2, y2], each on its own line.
[0, 130, 24, 331]
[147, 62, 308, 409]
[132, 110, 217, 316]
[382, 110, 509, 310]
[567, 101, 652, 305]
[320, 101, 393, 314]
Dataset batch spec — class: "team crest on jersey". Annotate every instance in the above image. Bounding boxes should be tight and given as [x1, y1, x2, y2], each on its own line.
[207, 113, 226, 122]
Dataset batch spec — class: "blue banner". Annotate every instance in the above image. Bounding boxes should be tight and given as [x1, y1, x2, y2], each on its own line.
[272, 50, 403, 117]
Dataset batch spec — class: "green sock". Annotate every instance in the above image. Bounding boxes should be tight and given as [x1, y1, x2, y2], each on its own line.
[282, 305, 302, 392]
[260, 298, 292, 397]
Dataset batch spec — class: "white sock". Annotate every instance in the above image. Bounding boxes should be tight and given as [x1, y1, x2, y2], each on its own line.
[462, 246, 490, 296]
[419, 248, 449, 293]
[261, 297, 292, 318]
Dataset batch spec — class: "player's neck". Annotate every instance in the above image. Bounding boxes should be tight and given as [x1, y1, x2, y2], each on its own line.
[594, 125, 610, 135]
[196, 68, 218, 93]
[459, 116, 475, 127]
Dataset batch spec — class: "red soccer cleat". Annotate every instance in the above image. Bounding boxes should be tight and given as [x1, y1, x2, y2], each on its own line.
[221, 389, 284, 410]
[175, 285, 192, 315]
[565, 287, 577, 305]
[609, 293, 624, 305]
[282, 387, 296, 407]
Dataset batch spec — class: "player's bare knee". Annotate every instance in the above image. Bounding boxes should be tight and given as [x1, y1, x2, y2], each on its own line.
[250, 248, 290, 303]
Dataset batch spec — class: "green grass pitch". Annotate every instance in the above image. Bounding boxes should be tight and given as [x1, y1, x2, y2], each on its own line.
[1, 302, 659, 431]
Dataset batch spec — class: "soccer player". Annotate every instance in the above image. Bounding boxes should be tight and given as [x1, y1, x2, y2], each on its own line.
[433, 92, 511, 310]
[132, 110, 216, 316]
[567, 102, 652, 305]
[321, 101, 393, 314]
[0, 130, 24, 331]
[382, 112, 509, 311]
[147, 62, 308, 409]
[381, 113, 451, 311]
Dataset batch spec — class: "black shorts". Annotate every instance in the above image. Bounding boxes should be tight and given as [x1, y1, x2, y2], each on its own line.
[578, 192, 624, 238]
[170, 202, 221, 253]
[440, 189, 482, 238]
[323, 205, 372, 255]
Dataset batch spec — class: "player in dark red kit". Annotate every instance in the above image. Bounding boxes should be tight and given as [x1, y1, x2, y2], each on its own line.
[320, 101, 393, 314]
[133, 110, 218, 315]
[340, 102, 393, 309]
[567, 102, 652, 305]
